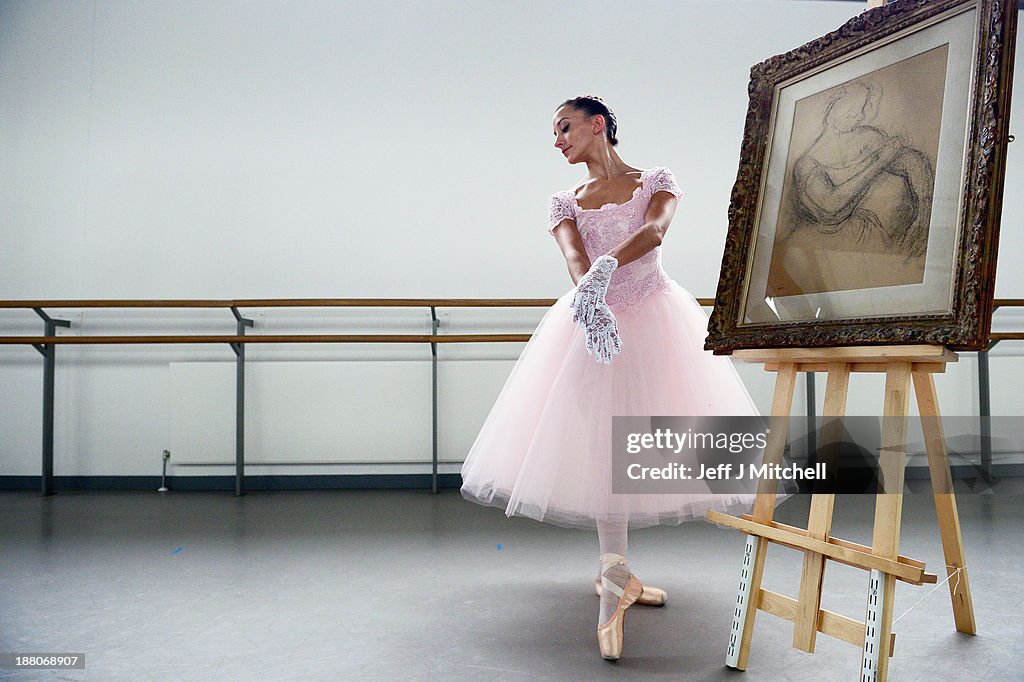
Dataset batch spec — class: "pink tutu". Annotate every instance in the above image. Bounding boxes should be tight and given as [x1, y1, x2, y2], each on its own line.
[461, 167, 761, 529]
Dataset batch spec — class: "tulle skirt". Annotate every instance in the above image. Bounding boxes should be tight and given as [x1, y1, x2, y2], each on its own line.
[459, 280, 761, 530]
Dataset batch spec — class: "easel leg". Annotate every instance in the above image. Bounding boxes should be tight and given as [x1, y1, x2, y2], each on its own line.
[862, 568, 885, 681]
[863, 362, 911, 681]
[730, 362, 798, 670]
[726, 534, 760, 668]
[793, 362, 850, 652]
[912, 371, 977, 635]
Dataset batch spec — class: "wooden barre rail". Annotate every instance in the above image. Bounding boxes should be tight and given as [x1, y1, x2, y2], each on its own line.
[4, 331, 1018, 347]
[0, 298, 565, 309]
[0, 298, 717, 346]
[4, 299, 1024, 348]
[990, 332, 1024, 342]
[0, 334, 535, 345]
[0, 295, 1015, 309]
[9, 296, 1021, 309]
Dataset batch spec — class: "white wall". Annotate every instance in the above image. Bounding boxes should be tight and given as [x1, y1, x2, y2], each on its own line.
[2, 0, 1023, 479]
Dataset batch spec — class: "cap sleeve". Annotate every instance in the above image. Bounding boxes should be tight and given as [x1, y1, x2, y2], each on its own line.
[547, 191, 577, 234]
[648, 167, 683, 198]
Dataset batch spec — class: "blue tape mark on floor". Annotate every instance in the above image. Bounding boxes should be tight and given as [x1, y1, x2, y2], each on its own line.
[172, 547, 183, 556]
[497, 543, 501, 551]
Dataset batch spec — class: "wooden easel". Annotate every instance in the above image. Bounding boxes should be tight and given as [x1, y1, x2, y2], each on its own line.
[706, 345, 976, 681]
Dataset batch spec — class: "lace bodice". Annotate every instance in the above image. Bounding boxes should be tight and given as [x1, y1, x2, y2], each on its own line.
[548, 167, 683, 311]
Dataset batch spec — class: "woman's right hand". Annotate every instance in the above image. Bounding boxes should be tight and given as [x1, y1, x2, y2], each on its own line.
[571, 255, 618, 326]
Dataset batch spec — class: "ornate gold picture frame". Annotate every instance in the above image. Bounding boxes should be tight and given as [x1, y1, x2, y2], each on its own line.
[706, 0, 1017, 354]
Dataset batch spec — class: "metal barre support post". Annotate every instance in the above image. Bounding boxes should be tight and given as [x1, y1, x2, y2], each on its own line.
[31, 308, 71, 496]
[979, 344, 994, 483]
[430, 307, 439, 494]
[806, 371, 816, 458]
[230, 307, 254, 496]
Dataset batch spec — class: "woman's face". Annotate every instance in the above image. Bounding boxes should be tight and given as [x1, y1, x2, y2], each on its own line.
[552, 105, 597, 164]
[825, 85, 872, 132]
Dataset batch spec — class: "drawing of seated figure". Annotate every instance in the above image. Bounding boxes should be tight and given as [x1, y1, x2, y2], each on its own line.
[788, 81, 933, 260]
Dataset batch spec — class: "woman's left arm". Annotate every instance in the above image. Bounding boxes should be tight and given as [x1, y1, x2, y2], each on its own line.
[606, 191, 679, 267]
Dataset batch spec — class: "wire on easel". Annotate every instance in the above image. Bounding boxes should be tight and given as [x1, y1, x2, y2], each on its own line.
[892, 565, 963, 625]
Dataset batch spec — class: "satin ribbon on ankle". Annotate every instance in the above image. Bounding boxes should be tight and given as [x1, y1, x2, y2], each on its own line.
[600, 553, 629, 598]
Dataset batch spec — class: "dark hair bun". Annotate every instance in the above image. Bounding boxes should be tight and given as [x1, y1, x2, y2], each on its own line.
[559, 95, 618, 147]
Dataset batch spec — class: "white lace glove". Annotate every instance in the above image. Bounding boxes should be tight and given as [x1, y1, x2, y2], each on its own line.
[585, 302, 623, 364]
[571, 255, 618, 326]
[570, 256, 622, 364]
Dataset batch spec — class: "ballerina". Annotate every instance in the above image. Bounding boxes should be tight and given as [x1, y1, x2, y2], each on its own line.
[461, 95, 759, 660]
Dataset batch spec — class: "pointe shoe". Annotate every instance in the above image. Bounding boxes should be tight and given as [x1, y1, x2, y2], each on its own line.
[593, 578, 667, 606]
[596, 568, 644, 661]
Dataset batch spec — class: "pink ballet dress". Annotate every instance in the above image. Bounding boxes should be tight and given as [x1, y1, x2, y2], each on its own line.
[460, 167, 759, 530]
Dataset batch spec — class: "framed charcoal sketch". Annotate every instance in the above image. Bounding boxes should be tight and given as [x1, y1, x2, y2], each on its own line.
[705, 0, 1017, 354]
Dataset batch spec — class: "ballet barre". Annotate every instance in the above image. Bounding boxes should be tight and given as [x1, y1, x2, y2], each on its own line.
[0, 297, 1017, 499]
[0, 297, 712, 496]
[7, 298, 647, 497]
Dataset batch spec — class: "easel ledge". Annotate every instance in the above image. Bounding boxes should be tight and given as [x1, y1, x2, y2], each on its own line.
[732, 344, 958, 364]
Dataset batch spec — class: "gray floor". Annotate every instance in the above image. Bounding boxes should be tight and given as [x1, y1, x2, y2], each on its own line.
[0, 488, 1021, 681]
